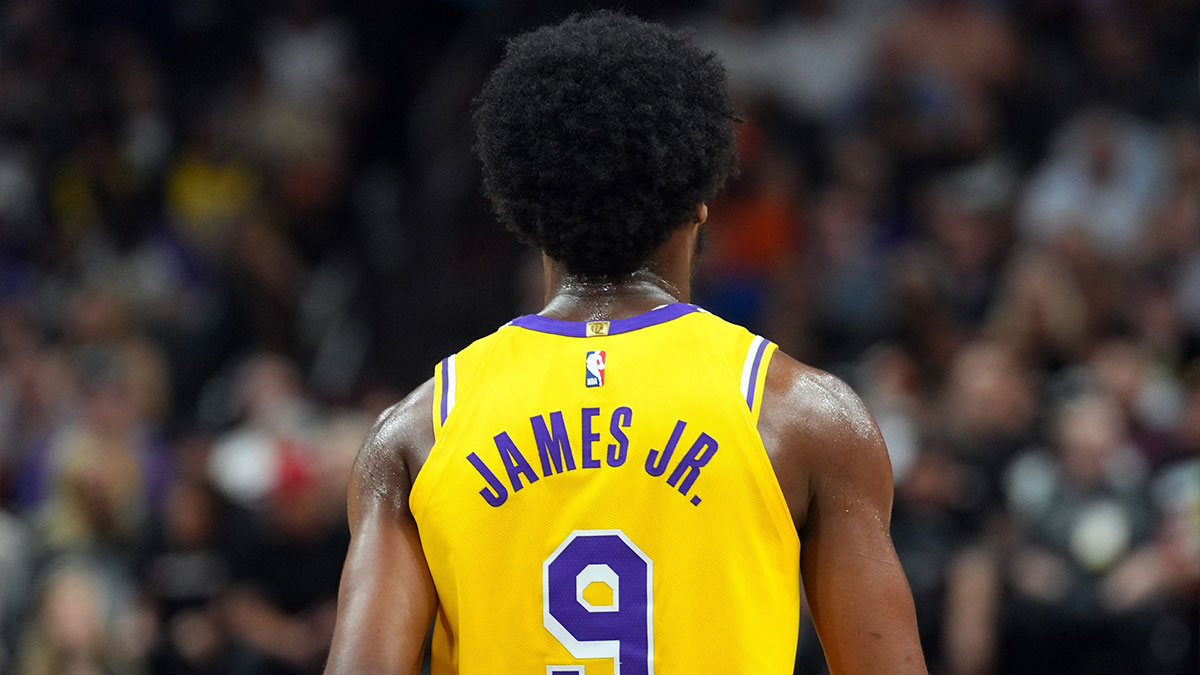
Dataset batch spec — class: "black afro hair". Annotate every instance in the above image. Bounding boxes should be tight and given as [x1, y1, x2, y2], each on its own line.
[474, 11, 737, 279]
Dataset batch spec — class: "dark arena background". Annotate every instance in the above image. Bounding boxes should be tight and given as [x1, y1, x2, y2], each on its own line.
[2, 1, 1199, 674]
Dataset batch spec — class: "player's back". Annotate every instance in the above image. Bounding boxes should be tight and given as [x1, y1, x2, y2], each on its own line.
[411, 303, 801, 674]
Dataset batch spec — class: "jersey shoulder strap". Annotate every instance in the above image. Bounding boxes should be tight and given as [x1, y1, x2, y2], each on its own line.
[738, 333, 777, 424]
[429, 323, 516, 440]
[431, 353, 457, 440]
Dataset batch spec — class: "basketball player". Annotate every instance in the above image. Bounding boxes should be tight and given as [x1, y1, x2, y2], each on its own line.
[325, 11, 925, 674]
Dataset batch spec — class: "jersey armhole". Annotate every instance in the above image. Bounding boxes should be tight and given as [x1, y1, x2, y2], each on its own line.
[414, 353, 458, 520]
[739, 336, 776, 425]
[737, 336, 798, 545]
[432, 353, 457, 441]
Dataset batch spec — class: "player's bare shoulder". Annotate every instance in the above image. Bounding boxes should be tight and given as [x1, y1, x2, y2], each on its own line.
[757, 349, 894, 533]
[349, 378, 436, 522]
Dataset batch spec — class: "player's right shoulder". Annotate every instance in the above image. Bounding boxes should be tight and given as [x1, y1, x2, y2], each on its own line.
[349, 378, 436, 521]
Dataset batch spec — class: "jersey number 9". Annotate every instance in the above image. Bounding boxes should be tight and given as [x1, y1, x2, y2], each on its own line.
[543, 530, 653, 675]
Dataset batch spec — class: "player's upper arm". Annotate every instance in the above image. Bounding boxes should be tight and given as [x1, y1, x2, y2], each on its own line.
[759, 353, 927, 675]
[324, 379, 438, 675]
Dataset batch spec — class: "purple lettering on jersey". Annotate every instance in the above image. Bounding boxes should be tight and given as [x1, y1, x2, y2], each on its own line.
[494, 431, 539, 492]
[466, 452, 508, 507]
[532, 411, 576, 477]
[581, 407, 602, 469]
[607, 407, 633, 467]
[545, 532, 652, 675]
[666, 432, 718, 495]
[645, 420, 686, 477]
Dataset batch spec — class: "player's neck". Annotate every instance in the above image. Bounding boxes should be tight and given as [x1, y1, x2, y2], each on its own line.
[541, 272, 686, 322]
[539, 226, 697, 322]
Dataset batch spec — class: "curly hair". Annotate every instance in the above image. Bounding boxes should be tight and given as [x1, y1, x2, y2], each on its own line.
[474, 11, 737, 279]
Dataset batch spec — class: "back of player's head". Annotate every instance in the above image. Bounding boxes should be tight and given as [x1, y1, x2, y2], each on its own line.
[474, 11, 737, 279]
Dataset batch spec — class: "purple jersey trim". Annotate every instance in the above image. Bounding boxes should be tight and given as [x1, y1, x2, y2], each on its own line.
[745, 338, 769, 409]
[509, 302, 702, 337]
[439, 356, 449, 425]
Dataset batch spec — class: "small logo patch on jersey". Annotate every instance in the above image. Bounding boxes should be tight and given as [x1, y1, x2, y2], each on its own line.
[585, 350, 606, 387]
[586, 321, 610, 337]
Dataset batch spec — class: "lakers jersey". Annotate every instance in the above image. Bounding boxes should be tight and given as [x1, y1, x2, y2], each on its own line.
[411, 303, 801, 674]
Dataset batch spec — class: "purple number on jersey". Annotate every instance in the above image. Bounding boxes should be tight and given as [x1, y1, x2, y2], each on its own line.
[543, 530, 653, 675]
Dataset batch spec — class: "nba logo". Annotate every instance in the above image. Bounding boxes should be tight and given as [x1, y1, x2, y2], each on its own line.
[585, 350, 606, 387]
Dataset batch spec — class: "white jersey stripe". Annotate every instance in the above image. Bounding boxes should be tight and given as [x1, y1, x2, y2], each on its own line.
[740, 335, 767, 406]
[446, 353, 457, 419]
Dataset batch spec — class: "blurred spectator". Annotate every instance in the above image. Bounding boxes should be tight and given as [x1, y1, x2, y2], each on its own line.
[259, 0, 357, 118]
[864, 0, 1019, 166]
[985, 250, 1088, 372]
[138, 479, 234, 675]
[917, 170, 1013, 330]
[698, 123, 803, 330]
[15, 561, 140, 675]
[208, 353, 319, 508]
[881, 0, 1020, 98]
[802, 183, 892, 365]
[694, 0, 899, 120]
[1088, 338, 1187, 468]
[1002, 393, 1162, 674]
[1157, 376, 1200, 609]
[940, 341, 1037, 527]
[1019, 108, 1165, 258]
[0, 309, 77, 499]
[856, 343, 921, 484]
[36, 348, 167, 554]
[223, 445, 349, 675]
[0, 509, 35, 662]
[165, 127, 259, 261]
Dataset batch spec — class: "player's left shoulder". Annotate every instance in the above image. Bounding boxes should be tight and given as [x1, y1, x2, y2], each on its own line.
[756, 349, 893, 525]
[772, 348, 888, 449]
[761, 351, 883, 451]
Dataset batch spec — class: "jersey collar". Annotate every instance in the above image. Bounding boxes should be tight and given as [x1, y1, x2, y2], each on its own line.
[509, 302, 702, 337]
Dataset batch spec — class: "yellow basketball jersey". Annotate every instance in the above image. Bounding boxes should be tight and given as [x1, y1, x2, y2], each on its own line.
[411, 303, 800, 674]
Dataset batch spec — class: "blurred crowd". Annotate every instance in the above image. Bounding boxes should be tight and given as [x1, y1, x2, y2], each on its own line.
[1, 0, 1198, 674]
